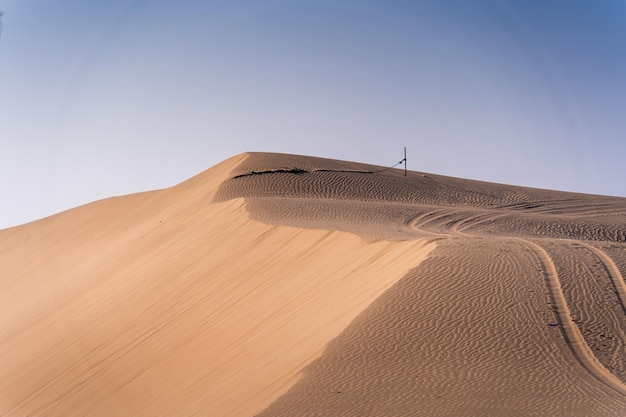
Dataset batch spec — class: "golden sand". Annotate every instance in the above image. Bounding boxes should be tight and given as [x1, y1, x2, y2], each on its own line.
[1, 153, 625, 416]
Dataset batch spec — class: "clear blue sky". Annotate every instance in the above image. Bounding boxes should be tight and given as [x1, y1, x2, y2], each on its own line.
[1, 0, 625, 228]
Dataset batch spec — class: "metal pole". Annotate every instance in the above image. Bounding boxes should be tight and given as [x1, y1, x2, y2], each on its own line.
[404, 146, 407, 176]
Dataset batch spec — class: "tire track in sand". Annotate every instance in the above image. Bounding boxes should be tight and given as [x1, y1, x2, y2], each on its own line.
[520, 238, 626, 396]
[404, 209, 473, 238]
[578, 242, 626, 315]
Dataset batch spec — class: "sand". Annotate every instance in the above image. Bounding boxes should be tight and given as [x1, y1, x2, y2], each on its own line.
[1, 152, 625, 416]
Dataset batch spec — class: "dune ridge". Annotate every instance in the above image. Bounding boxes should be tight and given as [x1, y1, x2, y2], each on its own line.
[218, 153, 625, 416]
[0, 154, 435, 416]
[1, 152, 625, 416]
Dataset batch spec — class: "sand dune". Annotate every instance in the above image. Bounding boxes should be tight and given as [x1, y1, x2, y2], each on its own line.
[1, 152, 625, 416]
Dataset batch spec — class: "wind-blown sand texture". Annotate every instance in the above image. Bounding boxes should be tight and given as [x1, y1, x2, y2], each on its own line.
[1, 152, 625, 416]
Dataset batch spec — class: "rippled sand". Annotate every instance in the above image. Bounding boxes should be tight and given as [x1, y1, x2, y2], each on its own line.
[1, 152, 625, 416]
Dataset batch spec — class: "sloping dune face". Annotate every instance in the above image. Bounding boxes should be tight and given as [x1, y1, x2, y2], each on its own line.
[0, 154, 435, 416]
[1, 152, 625, 416]
[216, 152, 626, 416]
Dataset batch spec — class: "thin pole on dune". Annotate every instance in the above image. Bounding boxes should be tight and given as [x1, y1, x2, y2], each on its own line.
[404, 146, 407, 176]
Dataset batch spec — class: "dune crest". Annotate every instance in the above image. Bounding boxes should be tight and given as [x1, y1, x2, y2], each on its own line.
[219, 153, 626, 416]
[1, 152, 625, 416]
[0, 153, 435, 416]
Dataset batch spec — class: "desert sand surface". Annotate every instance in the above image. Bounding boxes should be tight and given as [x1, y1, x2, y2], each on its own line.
[1, 152, 625, 416]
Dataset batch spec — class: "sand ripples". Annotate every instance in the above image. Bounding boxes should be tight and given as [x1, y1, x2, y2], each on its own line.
[258, 239, 625, 416]
[221, 153, 626, 416]
[3, 152, 624, 416]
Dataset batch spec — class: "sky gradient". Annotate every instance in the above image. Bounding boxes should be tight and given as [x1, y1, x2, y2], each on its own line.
[1, 0, 625, 229]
